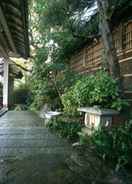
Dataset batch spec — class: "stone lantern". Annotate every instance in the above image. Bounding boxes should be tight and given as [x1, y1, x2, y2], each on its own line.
[78, 106, 119, 130]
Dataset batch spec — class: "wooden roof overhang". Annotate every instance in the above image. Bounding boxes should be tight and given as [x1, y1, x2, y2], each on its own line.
[0, 0, 29, 59]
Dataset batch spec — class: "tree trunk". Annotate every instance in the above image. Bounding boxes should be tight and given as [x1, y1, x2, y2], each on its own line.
[97, 0, 123, 94]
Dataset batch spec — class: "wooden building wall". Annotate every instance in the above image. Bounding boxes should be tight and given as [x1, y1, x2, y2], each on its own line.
[70, 20, 132, 101]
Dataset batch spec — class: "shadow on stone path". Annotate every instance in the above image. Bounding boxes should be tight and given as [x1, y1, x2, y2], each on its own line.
[0, 111, 76, 184]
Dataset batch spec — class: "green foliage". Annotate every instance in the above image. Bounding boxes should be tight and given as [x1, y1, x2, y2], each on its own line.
[79, 133, 90, 145]
[29, 0, 131, 111]
[47, 117, 82, 141]
[30, 52, 78, 110]
[29, 1, 92, 112]
[29, 0, 98, 74]
[29, 38, 79, 111]
[91, 121, 132, 170]
[13, 83, 31, 106]
[61, 88, 78, 115]
[61, 71, 128, 114]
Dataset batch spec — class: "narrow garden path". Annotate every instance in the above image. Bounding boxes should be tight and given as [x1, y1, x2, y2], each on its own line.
[0, 111, 73, 184]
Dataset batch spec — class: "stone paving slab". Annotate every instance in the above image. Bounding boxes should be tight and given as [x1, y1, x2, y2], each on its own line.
[0, 111, 74, 184]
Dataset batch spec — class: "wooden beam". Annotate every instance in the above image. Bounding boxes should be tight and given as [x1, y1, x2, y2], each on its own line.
[13, 36, 25, 44]
[7, 16, 23, 27]
[0, 45, 9, 59]
[9, 24, 23, 33]
[0, 35, 10, 59]
[3, 0, 20, 9]
[0, 6, 17, 54]
[124, 90, 132, 94]
[123, 74, 132, 77]
[119, 56, 132, 63]
[0, 32, 9, 52]
[12, 32, 24, 40]
[20, 0, 30, 58]
[6, 4, 21, 17]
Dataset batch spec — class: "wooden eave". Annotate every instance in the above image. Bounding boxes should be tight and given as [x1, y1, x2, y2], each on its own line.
[0, 0, 29, 59]
[69, 3, 132, 58]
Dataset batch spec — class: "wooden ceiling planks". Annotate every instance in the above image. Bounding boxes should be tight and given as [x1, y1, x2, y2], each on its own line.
[0, 6, 17, 54]
[0, 0, 29, 59]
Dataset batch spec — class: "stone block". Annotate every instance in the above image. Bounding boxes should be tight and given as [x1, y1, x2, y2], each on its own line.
[78, 106, 119, 129]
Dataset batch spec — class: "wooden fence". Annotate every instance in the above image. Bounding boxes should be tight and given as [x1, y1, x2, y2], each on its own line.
[70, 20, 132, 101]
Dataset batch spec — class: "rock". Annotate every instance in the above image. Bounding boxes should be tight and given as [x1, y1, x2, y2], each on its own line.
[66, 145, 132, 184]
[66, 145, 107, 183]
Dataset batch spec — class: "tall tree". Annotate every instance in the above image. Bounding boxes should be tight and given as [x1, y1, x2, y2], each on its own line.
[97, 0, 123, 93]
[30, 0, 132, 97]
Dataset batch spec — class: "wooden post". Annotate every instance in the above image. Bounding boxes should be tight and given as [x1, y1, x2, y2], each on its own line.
[3, 60, 9, 108]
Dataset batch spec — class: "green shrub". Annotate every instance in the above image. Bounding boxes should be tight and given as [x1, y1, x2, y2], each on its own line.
[61, 71, 128, 114]
[47, 117, 82, 141]
[61, 88, 78, 115]
[91, 121, 132, 170]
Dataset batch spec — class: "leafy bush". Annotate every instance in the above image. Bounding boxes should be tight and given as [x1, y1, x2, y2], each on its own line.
[47, 117, 82, 141]
[30, 54, 78, 111]
[61, 88, 78, 115]
[91, 121, 132, 170]
[61, 71, 128, 114]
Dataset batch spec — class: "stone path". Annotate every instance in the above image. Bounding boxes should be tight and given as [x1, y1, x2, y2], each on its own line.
[0, 111, 74, 184]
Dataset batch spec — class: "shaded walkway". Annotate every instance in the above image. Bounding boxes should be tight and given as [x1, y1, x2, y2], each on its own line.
[0, 111, 73, 184]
